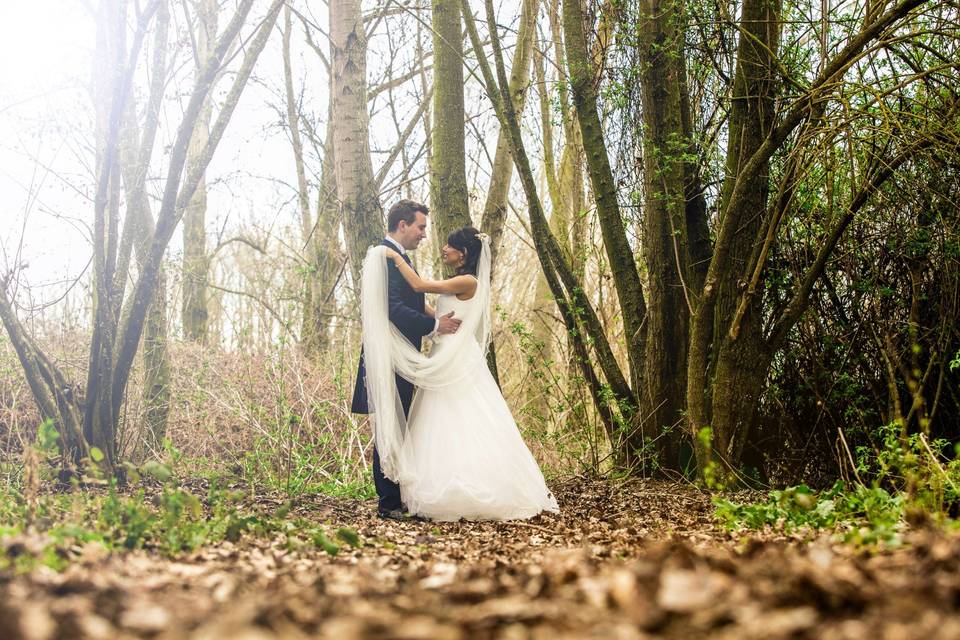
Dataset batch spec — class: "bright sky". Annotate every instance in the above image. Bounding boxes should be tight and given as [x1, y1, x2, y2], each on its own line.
[0, 2, 94, 289]
[0, 1, 338, 302]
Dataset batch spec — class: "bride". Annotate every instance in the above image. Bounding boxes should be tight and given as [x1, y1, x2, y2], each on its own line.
[361, 226, 558, 521]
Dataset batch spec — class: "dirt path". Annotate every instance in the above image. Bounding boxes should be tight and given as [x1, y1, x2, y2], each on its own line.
[3, 478, 959, 639]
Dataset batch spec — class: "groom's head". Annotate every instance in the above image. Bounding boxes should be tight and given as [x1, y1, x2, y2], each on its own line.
[387, 200, 430, 251]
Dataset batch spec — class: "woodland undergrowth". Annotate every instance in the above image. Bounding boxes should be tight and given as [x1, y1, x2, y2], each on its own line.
[2, 330, 960, 577]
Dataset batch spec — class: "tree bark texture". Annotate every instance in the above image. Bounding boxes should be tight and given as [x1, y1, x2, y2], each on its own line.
[632, 0, 697, 471]
[331, 0, 382, 282]
[430, 0, 472, 245]
[705, 0, 782, 474]
[182, 0, 217, 343]
[564, 0, 658, 468]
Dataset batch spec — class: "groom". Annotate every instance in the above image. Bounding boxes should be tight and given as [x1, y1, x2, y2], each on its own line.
[351, 199, 462, 520]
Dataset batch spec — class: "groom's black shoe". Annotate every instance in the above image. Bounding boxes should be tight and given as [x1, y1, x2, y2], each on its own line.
[378, 507, 412, 521]
[377, 507, 427, 522]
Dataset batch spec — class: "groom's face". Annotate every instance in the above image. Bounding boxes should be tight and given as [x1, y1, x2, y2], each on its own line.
[396, 212, 429, 251]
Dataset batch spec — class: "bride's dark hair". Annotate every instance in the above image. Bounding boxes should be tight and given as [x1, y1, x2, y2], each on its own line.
[447, 226, 482, 276]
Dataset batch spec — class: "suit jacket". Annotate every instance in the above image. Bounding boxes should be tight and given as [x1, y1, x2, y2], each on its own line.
[351, 239, 435, 414]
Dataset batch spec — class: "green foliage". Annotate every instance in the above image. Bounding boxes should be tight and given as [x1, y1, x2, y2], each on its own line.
[0, 476, 362, 572]
[715, 421, 960, 546]
[715, 482, 905, 546]
[35, 420, 60, 456]
[335, 526, 361, 549]
[855, 422, 960, 516]
[1, 422, 368, 573]
[696, 427, 722, 491]
[506, 313, 609, 477]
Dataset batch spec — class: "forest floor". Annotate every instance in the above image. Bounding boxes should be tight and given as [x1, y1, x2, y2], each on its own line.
[3, 477, 960, 640]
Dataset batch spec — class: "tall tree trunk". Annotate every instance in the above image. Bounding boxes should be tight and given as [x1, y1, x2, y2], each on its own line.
[282, 6, 321, 354]
[704, 0, 782, 475]
[331, 0, 382, 281]
[562, 0, 655, 467]
[430, 0, 472, 244]
[84, 0, 128, 467]
[632, 0, 692, 471]
[526, 33, 583, 424]
[307, 110, 343, 354]
[477, 0, 536, 384]
[182, 0, 217, 343]
[549, 0, 587, 278]
[463, 0, 637, 462]
[118, 0, 172, 453]
[479, 0, 536, 267]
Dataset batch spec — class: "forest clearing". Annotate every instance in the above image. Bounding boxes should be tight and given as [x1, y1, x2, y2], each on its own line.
[5, 475, 960, 640]
[1, 0, 959, 637]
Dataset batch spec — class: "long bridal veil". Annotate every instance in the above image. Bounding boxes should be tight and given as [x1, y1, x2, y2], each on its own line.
[360, 236, 491, 482]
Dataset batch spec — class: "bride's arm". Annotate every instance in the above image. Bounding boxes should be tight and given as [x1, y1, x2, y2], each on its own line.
[425, 303, 436, 318]
[385, 249, 477, 296]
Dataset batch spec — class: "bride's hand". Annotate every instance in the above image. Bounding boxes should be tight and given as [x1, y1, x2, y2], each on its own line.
[384, 247, 400, 261]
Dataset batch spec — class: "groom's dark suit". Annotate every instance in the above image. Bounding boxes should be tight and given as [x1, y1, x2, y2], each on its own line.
[351, 239, 435, 511]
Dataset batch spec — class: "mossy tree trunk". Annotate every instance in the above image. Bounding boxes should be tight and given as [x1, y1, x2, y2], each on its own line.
[475, 0, 536, 384]
[701, 0, 782, 476]
[430, 0, 472, 246]
[526, 17, 583, 426]
[479, 0, 536, 268]
[563, 0, 660, 468]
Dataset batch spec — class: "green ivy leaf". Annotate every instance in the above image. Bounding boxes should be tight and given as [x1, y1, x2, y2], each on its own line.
[312, 530, 340, 556]
[335, 527, 361, 548]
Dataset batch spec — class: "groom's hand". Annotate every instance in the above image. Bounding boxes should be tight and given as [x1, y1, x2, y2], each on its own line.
[437, 311, 461, 335]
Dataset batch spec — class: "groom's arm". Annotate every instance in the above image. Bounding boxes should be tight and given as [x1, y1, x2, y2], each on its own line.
[387, 265, 436, 338]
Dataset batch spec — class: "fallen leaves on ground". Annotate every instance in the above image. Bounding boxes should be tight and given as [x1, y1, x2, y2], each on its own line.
[2, 477, 959, 639]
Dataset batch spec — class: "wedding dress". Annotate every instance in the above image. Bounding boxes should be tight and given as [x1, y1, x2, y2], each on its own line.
[360, 238, 558, 521]
[397, 291, 559, 521]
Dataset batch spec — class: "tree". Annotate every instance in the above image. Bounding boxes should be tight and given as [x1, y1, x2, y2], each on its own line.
[462, 0, 637, 465]
[331, 0, 382, 281]
[118, 0, 173, 450]
[0, 0, 283, 471]
[182, 0, 218, 343]
[685, 0, 935, 479]
[479, 0, 536, 267]
[430, 0, 472, 245]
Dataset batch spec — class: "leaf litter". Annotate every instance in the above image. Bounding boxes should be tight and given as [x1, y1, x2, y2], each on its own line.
[2, 477, 959, 639]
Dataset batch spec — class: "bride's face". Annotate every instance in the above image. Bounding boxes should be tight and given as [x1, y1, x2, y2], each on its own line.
[441, 244, 464, 268]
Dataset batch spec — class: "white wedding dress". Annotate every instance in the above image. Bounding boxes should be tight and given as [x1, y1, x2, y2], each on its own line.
[396, 290, 559, 521]
[360, 240, 558, 522]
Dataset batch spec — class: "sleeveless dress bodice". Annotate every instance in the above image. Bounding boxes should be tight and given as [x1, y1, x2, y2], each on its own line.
[431, 293, 479, 357]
